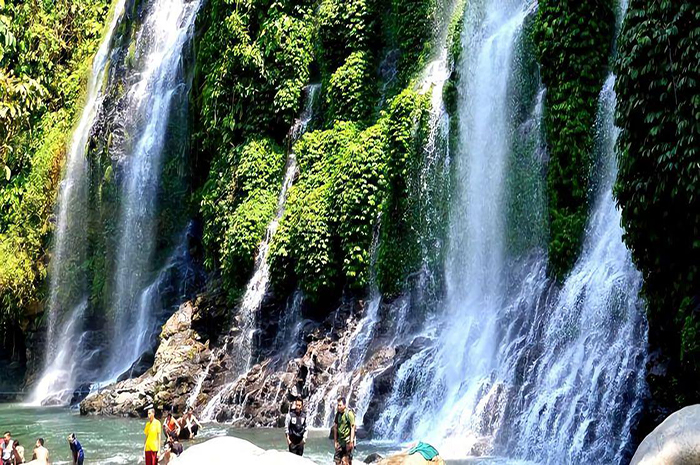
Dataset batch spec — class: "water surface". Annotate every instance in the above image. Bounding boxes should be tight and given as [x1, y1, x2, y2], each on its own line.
[0, 404, 529, 464]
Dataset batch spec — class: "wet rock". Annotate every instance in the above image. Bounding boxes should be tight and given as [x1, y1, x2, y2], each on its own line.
[79, 301, 210, 416]
[631, 404, 700, 465]
[171, 436, 318, 465]
[364, 452, 383, 463]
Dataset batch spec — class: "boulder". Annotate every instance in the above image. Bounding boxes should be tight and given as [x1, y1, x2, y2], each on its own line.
[80, 301, 211, 416]
[631, 404, 700, 465]
[170, 436, 318, 465]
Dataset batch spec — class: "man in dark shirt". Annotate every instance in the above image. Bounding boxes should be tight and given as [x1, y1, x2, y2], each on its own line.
[285, 398, 308, 456]
[67, 433, 84, 465]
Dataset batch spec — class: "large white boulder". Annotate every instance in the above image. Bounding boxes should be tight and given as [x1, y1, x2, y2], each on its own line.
[171, 436, 318, 465]
[631, 405, 700, 465]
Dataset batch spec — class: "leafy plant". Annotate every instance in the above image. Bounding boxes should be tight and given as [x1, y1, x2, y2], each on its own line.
[533, 0, 614, 279]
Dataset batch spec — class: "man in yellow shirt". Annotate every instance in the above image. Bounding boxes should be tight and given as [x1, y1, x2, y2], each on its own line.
[144, 408, 161, 465]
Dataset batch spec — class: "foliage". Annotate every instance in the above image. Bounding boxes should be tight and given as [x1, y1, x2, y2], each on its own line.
[268, 123, 361, 302]
[193, 0, 314, 153]
[0, 0, 110, 324]
[387, 0, 436, 83]
[533, 0, 614, 279]
[200, 138, 285, 300]
[376, 88, 430, 297]
[326, 51, 377, 123]
[316, 0, 379, 73]
[614, 0, 700, 410]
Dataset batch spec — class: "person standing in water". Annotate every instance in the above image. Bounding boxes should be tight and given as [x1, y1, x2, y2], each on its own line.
[29, 438, 49, 465]
[333, 397, 356, 465]
[284, 398, 308, 456]
[67, 434, 84, 465]
[144, 408, 162, 465]
[2, 432, 14, 465]
[13, 439, 24, 463]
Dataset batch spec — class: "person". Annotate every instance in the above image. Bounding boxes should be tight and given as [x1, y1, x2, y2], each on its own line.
[67, 434, 84, 465]
[144, 408, 162, 465]
[284, 398, 307, 456]
[27, 438, 49, 465]
[178, 409, 201, 440]
[163, 412, 180, 441]
[166, 435, 183, 456]
[333, 397, 356, 465]
[157, 442, 172, 465]
[13, 440, 25, 464]
[2, 432, 14, 465]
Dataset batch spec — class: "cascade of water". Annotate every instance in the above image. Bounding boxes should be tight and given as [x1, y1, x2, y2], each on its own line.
[199, 84, 320, 420]
[31, 0, 202, 405]
[376, 1, 647, 463]
[29, 0, 127, 406]
[501, 75, 647, 465]
[374, 1, 533, 443]
[106, 0, 202, 379]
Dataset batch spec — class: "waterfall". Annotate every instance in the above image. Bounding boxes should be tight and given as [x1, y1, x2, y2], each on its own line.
[104, 0, 201, 380]
[375, 1, 647, 463]
[29, 0, 127, 406]
[501, 74, 647, 465]
[31, 0, 202, 405]
[200, 84, 320, 421]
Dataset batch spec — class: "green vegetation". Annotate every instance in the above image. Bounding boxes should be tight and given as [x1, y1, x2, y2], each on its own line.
[201, 138, 285, 301]
[533, 0, 614, 279]
[0, 0, 110, 324]
[614, 0, 700, 412]
[193, 0, 440, 306]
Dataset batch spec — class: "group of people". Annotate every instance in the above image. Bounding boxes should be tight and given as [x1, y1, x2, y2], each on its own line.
[1, 431, 84, 465]
[143, 407, 203, 465]
[284, 396, 357, 465]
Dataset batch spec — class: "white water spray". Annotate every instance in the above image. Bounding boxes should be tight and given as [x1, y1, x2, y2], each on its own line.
[29, 0, 127, 406]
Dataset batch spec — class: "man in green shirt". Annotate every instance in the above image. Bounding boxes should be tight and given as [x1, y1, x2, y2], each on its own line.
[333, 396, 356, 465]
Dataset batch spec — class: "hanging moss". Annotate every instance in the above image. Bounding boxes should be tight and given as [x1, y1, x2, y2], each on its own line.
[614, 0, 700, 417]
[533, 0, 614, 279]
[387, 0, 437, 86]
[316, 0, 380, 74]
[376, 88, 431, 297]
[326, 51, 378, 123]
[200, 138, 286, 301]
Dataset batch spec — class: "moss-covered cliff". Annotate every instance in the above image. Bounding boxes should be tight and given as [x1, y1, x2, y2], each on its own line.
[614, 0, 700, 424]
[192, 0, 441, 306]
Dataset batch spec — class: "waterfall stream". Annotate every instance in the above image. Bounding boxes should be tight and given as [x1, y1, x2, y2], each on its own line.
[104, 0, 201, 380]
[29, 0, 128, 406]
[200, 84, 321, 421]
[373, 1, 647, 463]
[31, 0, 202, 405]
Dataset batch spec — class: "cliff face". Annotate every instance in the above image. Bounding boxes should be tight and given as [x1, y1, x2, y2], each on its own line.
[614, 0, 700, 430]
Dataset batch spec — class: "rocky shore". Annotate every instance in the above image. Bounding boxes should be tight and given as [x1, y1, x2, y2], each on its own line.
[79, 292, 415, 435]
[80, 301, 211, 416]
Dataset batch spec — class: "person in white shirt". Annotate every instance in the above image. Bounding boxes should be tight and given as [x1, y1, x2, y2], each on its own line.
[1, 431, 14, 465]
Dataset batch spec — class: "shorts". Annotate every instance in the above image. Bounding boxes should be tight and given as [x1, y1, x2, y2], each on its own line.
[288, 441, 304, 456]
[334, 444, 353, 463]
